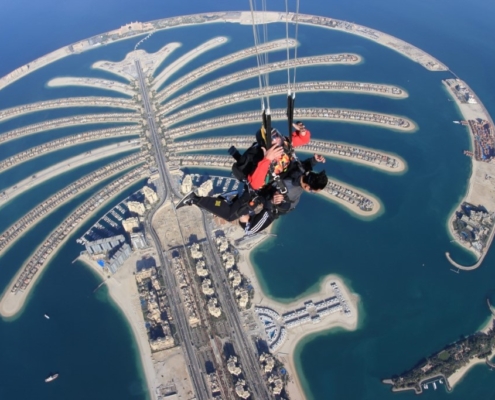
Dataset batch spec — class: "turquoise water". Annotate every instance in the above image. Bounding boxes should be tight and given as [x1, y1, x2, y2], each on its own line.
[1, 1, 495, 399]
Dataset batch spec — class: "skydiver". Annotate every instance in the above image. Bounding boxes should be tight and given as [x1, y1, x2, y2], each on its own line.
[175, 155, 327, 234]
[238, 168, 328, 235]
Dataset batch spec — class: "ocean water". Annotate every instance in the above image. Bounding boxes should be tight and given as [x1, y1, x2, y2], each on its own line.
[1, 1, 495, 400]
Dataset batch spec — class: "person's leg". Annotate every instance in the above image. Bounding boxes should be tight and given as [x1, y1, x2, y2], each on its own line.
[239, 210, 275, 235]
[196, 195, 249, 221]
[177, 190, 252, 221]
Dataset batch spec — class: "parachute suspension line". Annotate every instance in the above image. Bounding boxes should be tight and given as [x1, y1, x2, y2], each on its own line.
[248, 0, 272, 149]
[284, 0, 295, 142]
[292, 0, 301, 89]
[284, 0, 301, 142]
[284, 0, 292, 90]
[249, 0, 265, 110]
[259, 0, 270, 111]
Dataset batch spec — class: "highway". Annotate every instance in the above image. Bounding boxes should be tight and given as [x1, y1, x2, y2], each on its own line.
[134, 60, 210, 400]
[201, 215, 272, 400]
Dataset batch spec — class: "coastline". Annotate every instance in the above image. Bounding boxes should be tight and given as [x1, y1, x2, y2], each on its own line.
[232, 227, 359, 400]
[443, 79, 495, 270]
[47, 77, 135, 96]
[448, 316, 495, 388]
[78, 254, 157, 400]
[0, 176, 146, 319]
[0, 11, 448, 92]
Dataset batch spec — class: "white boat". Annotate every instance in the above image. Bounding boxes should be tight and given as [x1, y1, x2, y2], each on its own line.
[44, 314, 50, 319]
[453, 121, 461, 124]
[433, 382, 437, 390]
[45, 373, 58, 383]
[423, 384, 428, 389]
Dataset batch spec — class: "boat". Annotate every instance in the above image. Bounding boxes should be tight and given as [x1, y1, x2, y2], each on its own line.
[45, 373, 59, 383]
[44, 314, 50, 319]
[453, 121, 461, 124]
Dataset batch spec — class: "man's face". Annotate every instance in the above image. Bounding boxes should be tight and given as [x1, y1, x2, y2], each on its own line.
[296, 123, 306, 132]
[271, 135, 283, 147]
[301, 174, 322, 193]
[271, 137, 283, 147]
[302, 181, 321, 193]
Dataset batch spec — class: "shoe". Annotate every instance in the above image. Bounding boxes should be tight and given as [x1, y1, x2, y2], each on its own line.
[175, 191, 198, 210]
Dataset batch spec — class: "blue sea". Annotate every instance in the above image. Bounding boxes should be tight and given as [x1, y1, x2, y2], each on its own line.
[1, 1, 495, 399]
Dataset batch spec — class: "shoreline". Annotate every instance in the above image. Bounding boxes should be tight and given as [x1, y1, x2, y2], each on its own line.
[47, 77, 135, 97]
[0, 11, 448, 92]
[78, 254, 157, 400]
[232, 228, 359, 400]
[0, 175, 146, 319]
[442, 79, 495, 270]
[448, 316, 494, 388]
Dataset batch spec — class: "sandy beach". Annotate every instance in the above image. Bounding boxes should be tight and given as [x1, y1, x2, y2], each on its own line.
[0, 141, 139, 207]
[0, 174, 145, 319]
[443, 80, 495, 270]
[47, 77, 135, 97]
[447, 316, 494, 388]
[79, 253, 158, 399]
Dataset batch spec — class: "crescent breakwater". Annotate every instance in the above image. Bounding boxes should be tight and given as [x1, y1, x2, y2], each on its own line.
[0, 11, 448, 92]
[161, 81, 407, 126]
[0, 10, 482, 400]
[0, 166, 148, 319]
[164, 108, 415, 139]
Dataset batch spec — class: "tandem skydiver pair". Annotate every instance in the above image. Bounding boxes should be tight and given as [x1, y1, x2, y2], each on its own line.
[176, 122, 328, 235]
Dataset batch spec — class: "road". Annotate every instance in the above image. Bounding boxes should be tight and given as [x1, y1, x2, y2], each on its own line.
[134, 60, 210, 400]
[201, 215, 272, 400]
